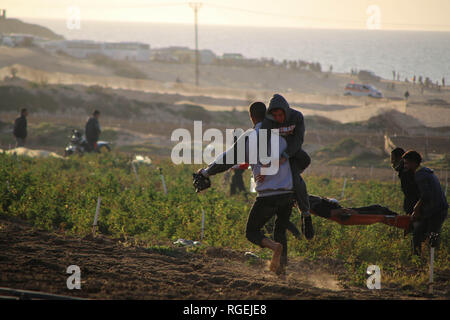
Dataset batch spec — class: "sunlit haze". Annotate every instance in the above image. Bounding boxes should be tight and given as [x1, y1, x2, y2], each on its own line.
[3, 0, 450, 31]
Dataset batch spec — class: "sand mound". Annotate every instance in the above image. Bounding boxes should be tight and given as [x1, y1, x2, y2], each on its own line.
[5, 147, 63, 159]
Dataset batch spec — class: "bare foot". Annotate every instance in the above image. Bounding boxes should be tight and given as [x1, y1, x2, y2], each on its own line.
[269, 243, 283, 273]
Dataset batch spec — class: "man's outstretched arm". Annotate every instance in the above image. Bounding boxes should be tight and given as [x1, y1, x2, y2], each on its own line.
[200, 135, 249, 177]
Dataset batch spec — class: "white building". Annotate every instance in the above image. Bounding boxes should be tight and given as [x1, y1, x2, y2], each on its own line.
[0, 33, 38, 47]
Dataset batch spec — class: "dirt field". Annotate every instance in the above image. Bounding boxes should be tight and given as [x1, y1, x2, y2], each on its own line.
[0, 215, 446, 300]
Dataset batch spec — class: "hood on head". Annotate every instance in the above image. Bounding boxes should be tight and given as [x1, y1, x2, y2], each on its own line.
[266, 94, 290, 121]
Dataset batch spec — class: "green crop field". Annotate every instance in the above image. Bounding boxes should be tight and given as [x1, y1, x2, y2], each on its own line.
[1, 151, 448, 290]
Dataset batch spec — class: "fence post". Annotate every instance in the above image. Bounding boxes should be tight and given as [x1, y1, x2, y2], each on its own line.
[201, 209, 205, 241]
[370, 165, 373, 178]
[428, 247, 435, 294]
[131, 161, 139, 182]
[92, 196, 101, 236]
[341, 177, 347, 199]
[160, 168, 167, 195]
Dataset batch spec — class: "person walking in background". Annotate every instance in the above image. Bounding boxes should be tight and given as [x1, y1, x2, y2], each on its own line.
[13, 108, 28, 148]
[230, 166, 247, 197]
[85, 110, 101, 152]
[404, 91, 410, 100]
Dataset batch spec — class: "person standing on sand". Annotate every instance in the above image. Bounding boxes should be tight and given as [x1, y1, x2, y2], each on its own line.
[13, 108, 28, 148]
[196, 102, 294, 275]
[85, 110, 101, 152]
[230, 166, 247, 197]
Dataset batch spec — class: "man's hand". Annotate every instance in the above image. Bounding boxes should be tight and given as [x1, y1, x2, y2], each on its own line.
[255, 174, 265, 183]
[261, 156, 287, 168]
[193, 170, 211, 193]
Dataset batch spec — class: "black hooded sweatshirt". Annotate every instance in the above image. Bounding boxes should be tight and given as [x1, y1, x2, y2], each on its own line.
[13, 115, 27, 139]
[261, 94, 305, 160]
[415, 167, 448, 220]
[395, 161, 421, 214]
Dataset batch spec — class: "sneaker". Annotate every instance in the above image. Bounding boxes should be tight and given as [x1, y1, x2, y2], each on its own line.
[302, 214, 314, 240]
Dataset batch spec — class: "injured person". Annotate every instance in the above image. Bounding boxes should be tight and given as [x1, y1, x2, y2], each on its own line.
[308, 195, 411, 230]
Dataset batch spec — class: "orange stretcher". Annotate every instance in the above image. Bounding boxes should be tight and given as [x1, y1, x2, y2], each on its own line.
[311, 210, 412, 230]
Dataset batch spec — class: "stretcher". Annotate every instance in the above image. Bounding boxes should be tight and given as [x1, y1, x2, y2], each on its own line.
[311, 209, 412, 230]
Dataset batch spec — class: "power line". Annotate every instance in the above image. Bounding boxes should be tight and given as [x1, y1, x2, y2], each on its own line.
[189, 2, 202, 87]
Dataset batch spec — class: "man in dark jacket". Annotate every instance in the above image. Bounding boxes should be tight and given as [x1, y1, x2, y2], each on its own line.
[230, 167, 247, 196]
[390, 147, 421, 215]
[260, 94, 314, 240]
[85, 110, 101, 152]
[13, 108, 28, 147]
[402, 150, 448, 254]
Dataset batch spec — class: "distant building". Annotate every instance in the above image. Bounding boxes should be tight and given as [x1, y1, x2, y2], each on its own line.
[222, 53, 244, 60]
[0, 33, 38, 47]
[151, 47, 217, 64]
[38, 40, 150, 61]
[0, 9, 6, 19]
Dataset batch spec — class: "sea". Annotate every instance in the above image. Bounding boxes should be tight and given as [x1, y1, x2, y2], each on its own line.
[22, 18, 450, 83]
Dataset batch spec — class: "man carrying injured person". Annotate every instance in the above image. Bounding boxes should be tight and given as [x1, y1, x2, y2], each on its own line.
[196, 101, 296, 274]
[260, 94, 314, 240]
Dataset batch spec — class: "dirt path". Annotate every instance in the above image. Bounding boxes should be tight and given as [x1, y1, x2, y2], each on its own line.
[0, 216, 439, 300]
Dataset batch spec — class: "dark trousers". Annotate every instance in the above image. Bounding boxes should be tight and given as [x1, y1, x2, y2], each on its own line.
[289, 154, 310, 212]
[230, 172, 246, 195]
[413, 210, 447, 251]
[87, 139, 97, 152]
[15, 137, 26, 148]
[246, 193, 294, 262]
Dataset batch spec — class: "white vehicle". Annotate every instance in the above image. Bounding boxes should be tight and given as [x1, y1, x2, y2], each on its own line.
[344, 83, 383, 98]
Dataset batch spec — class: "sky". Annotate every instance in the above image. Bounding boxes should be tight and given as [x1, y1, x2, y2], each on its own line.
[3, 0, 450, 31]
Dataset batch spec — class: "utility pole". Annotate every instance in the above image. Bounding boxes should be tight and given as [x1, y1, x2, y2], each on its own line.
[189, 2, 202, 86]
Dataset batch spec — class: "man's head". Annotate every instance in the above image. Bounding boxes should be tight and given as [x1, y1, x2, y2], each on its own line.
[248, 102, 266, 126]
[268, 94, 289, 124]
[93, 110, 100, 119]
[270, 109, 285, 124]
[21, 108, 28, 117]
[402, 150, 422, 172]
[390, 147, 405, 169]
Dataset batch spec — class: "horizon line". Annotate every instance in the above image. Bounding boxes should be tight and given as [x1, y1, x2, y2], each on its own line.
[15, 16, 450, 33]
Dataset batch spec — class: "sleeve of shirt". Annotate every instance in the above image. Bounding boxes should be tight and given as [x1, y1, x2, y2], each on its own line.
[205, 131, 250, 177]
[415, 173, 432, 203]
[284, 113, 305, 158]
